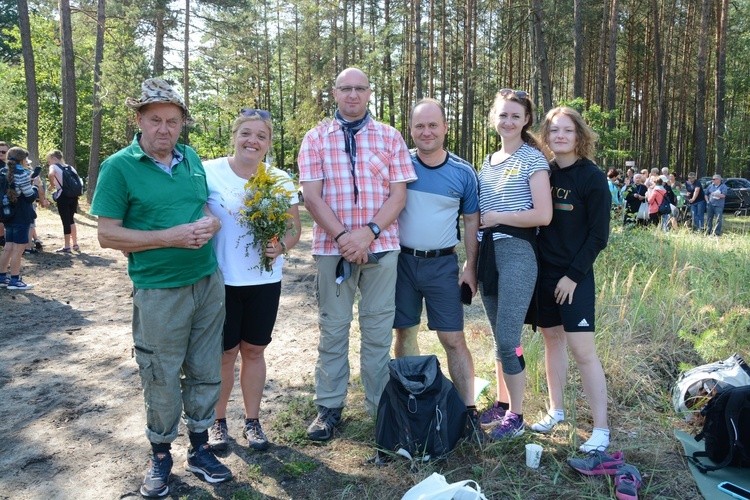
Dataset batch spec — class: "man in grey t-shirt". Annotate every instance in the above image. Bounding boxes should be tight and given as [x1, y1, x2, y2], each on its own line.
[704, 174, 727, 236]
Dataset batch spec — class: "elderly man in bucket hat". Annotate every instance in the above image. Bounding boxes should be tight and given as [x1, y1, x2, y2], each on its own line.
[91, 78, 231, 497]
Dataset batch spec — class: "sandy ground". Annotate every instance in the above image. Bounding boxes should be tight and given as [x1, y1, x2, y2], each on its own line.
[0, 205, 378, 499]
[0, 204, 703, 500]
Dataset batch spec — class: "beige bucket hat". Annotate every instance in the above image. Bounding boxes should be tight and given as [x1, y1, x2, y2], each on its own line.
[125, 78, 194, 125]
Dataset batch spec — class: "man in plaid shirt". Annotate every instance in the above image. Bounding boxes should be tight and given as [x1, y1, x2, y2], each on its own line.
[299, 67, 416, 441]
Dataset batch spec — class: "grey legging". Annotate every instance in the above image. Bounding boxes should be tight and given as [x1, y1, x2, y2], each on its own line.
[480, 236, 537, 375]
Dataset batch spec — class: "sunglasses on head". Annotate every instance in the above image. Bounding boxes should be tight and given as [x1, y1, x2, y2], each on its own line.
[500, 88, 529, 100]
[240, 108, 271, 120]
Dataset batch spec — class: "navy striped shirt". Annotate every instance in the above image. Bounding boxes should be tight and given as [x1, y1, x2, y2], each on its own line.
[478, 143, 549, 240]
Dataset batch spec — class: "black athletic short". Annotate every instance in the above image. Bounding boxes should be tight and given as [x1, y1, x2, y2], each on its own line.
[537, 271, 596, 332]
[223, 282, 281, 350]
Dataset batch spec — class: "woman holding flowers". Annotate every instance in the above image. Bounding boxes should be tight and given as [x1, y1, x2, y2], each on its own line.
[204, 108, 301, 451]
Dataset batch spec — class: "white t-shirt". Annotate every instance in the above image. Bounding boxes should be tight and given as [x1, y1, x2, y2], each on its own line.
[204, 157, 298, 286]
[48, 163, 79, 198]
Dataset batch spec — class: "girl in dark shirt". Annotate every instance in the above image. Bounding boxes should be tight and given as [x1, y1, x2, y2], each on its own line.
[534, 107, 612, 452]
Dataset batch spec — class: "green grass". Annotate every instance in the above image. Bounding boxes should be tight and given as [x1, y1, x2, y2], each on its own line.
[267, 394, 317, 445]
[210, 208, 749, 498]
[382, 216, 750, 498]
[279, 460, 318, 478]
[229, 490, 266, 500]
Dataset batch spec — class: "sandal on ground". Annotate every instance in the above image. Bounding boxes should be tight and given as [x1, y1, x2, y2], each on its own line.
[614, 464, 643, 500]
[73, 244, 80, 251]
[56, 247, 72, 253]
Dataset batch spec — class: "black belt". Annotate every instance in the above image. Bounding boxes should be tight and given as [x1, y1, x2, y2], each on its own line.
[400, 245, 455, 258]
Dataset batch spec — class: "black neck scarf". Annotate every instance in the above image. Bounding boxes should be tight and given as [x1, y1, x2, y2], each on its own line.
[334, 109, 370, 204]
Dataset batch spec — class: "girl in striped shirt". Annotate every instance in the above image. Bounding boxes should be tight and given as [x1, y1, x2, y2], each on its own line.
[476, 89, 552, 440]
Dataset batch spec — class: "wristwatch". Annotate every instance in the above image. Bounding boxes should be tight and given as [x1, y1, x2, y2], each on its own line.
[367, 222, 381, 239]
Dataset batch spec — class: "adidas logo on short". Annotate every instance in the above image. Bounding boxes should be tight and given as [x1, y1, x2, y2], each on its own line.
[578, 318, 590, 327]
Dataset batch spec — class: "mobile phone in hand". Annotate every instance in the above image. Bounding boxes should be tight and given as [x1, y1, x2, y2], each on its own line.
[719, 482, 750, 500]
[460, 283, 472, 305]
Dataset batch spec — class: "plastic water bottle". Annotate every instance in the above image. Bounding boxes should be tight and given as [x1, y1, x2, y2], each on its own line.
[2, 195, 10, 218]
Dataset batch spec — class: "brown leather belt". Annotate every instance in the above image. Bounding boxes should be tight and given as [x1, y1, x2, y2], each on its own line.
[400, 245, 456, 258]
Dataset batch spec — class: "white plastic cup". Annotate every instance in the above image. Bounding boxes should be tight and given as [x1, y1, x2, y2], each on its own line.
[525, 443, 543, 468]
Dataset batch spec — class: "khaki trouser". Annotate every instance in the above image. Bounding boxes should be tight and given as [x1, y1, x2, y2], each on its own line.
[132, 269, 225, 444]
[313, 252, 398, 414]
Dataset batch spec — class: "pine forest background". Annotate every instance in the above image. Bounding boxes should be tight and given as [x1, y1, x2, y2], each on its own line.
[1, 0, 749, 200]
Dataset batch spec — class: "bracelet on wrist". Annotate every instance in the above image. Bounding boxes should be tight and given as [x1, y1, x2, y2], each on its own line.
[334, 229, 349, 242]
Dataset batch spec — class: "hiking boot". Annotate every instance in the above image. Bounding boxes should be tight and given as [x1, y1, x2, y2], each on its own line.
[207, 419, 229, 452]
[614, 464, 643, 500]
[531, 412, 563, 433]
[140, 452, 172, 498]
[488, 412, 524, 440]
[465, 408, 489, 444]
[306, 406, 342, 441]
[567, 450, 625, 476]
[185, 444, 232, 483]
[243, 420, 270, 451]
[8, 278, 33, 290]
[480, 402, 506, 428]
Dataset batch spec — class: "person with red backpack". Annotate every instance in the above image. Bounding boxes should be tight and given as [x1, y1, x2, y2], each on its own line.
[647, 176, 668, 228]
[46, 150, 80, 252]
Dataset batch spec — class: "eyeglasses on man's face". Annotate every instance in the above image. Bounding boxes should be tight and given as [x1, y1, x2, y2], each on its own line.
[0, 150, 8, 155]
[336, 86, 370, 95]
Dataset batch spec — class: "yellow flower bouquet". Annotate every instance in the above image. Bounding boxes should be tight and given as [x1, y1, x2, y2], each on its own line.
[236, 163, 296, 273]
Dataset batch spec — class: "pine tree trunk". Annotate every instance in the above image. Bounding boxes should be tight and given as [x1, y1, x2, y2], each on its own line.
[59, 0, 77, 168]
[652, 0, 667, 169]
[16, 0, 39, 165]
[87, 0, 106, 203]
[694, 0, 711, 177]
[606, 0, 619, 129]
[714, 0, 728, 175]
[531, 0, 552, 113]
[573, 0, 583, 99]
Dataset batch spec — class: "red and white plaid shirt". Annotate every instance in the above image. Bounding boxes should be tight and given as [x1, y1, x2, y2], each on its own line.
[298, 118, 416, 255]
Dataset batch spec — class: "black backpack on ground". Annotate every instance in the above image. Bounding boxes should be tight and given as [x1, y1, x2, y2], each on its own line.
[691, 384, 750, 473]
[375, 355, 467, 462]
[57, 164, 83, 198]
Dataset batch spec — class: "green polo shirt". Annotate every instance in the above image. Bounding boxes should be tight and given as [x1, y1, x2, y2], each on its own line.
[91, 135, 218, 289]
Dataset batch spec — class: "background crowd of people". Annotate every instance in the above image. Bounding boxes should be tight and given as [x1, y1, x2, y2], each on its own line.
[610, 163, 729, 236]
